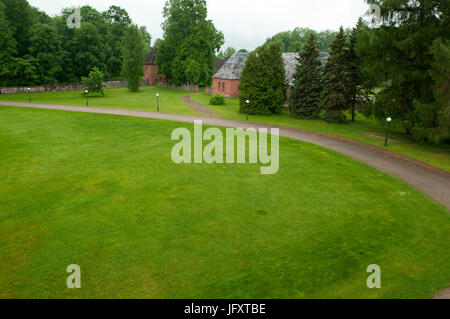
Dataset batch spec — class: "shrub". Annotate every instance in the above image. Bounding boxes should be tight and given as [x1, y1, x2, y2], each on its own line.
[81, 67, 106, 95]
[210, 94, 225, 105]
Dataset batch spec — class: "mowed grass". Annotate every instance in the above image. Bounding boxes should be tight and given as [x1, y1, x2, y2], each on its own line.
[0, 106, 449, 299]
[192, 93, 450, 172]
[0, 86, 197, 116]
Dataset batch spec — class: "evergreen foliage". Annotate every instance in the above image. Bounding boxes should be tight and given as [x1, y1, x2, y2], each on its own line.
[357, 0, 449, 142]
[289, 34, 323, 119]
[239, 43, 286, 115]
[121, 24, 144, 92]
[320, 27, 349, 123]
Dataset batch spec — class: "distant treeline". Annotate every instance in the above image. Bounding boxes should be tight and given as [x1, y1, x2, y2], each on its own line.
[0, 0, 151, 86]
[264, 27, 350, 53]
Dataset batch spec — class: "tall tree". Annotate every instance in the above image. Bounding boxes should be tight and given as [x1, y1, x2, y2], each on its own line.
[156, 0, 224, 86]
[217, 46, 236, 59]
[28, 23, 63, 83]
[289, 34, 323, 119]
[358, 0, 449, 141]
[122, 24, 144, 92]
[344, 23, 364, 122]
[265, 27, 352, 53]
[103, 5, 131, 80]
[139, 26, 152, 60]
[0, 0, 34, 57]
[71, 22, 108, 79]
[239, 42, 286, 115]
[320, 27, 349, 123]
[0, 1, 16, 85]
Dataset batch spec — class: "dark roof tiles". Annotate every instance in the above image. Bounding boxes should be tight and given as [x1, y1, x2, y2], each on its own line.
[213, 51, 330, 85]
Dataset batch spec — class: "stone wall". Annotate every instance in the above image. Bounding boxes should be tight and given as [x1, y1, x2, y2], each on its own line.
[155, 80, 199, 92]
[0, 80, 150, 95]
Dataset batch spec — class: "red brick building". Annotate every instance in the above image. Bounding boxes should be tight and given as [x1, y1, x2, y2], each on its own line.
[143, 47, 165, 85]
[212, 52, 330, 100]
[212, 53, 248, 97]
[144, 47, 230, 88]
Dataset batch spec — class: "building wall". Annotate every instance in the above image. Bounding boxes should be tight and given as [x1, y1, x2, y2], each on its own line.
[212, 78, 241, 98]
[144, 65, 165, 85]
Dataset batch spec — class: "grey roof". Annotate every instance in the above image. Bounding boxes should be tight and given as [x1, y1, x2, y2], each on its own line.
[213, 51, 330, 85]
[144, 46, 158, 65]
[212, 52, 249, 80]
[282, 53, 299, 86]
[318, 52, 330, 64]
[214, 57, 230, 74]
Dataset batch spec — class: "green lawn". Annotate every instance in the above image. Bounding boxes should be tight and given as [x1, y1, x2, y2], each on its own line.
[192, 93, 450, 172]
[0, 86, 197, 116]
[1, 106, 448, 299]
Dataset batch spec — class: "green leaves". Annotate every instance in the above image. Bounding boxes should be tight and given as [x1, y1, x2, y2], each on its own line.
[121, 24, 144, 92]
[156, 0, 224, 86]
[359, 0, 449, 142]
[82, 67, 106, 95]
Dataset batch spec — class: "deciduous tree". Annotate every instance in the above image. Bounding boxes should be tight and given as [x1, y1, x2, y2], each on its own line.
[156, 0, 224, 86]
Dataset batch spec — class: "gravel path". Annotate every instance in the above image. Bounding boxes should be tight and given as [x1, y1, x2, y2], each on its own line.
[181, 94, 221, 118]
[1, 101, 449, 211]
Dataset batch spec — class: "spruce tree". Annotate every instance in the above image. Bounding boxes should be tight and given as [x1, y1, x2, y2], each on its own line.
[289, 34, 322, 119]
[320, 27, 349, 123]
[121, 24, 144, 92]
[344, 26, 363, 122]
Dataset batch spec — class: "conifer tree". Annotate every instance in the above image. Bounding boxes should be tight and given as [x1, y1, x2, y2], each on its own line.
[344, 26, 363, 122]
[320, 27, 349, 123]
[289, 34, 322, 119]
[239, 43, 286, 115]
[121, 24, 144, 92]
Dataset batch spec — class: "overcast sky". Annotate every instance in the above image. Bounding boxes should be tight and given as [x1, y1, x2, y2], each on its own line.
[28, 0, 369, 51]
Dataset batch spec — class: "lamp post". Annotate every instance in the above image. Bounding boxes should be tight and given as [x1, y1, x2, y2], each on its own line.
[27, 88, 31, 103]
[156, 93, 160, 112]
[246, 100, 249, 121]
[385, 117, 392, 147]
[85, 90, 89, 106]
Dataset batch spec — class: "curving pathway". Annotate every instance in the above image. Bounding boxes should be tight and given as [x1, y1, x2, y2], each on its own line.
[1, 101, 450, 211]
[181, 94, 221, 118]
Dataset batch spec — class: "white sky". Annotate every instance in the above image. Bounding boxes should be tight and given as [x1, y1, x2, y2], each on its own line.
[28, 0, 369, 51]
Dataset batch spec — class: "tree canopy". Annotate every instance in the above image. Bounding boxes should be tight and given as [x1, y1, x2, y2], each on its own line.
[238, 42, 286, 115]
[356, 0, 449, 142]
[156, 0, 224, 86]
[122, 24, 145, 92]
[0, 1, 149, 86]
[264, 27, 351, 53]
[289, 34, 323, 119]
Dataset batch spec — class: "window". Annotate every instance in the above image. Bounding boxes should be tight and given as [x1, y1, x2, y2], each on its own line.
[218, 82, 221, 92]
[222, 82, 225, 92]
